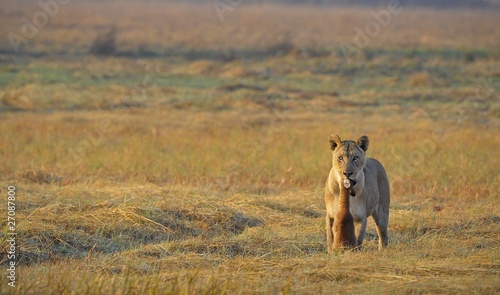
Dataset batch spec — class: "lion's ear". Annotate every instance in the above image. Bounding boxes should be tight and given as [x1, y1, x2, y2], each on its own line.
[357, 135, 369, 152]
[329, 134, 342, 151]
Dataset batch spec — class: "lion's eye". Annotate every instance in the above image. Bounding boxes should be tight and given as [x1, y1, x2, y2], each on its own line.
[338, 156, 343, 161]
[353, 156, 359, 161]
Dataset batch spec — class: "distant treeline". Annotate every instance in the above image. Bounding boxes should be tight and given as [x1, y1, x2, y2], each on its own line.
[199, 0, 500, 8]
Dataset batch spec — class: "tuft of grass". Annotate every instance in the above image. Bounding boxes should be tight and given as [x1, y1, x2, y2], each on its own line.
[408, 71, 434, 87]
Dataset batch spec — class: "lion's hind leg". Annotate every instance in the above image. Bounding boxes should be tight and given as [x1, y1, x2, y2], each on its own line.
[372, 211, 389, 250]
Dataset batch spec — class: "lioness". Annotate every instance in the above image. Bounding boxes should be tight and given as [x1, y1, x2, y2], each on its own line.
[325, 135, 390, 252]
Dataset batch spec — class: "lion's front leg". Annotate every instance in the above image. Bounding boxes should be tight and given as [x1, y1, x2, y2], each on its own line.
[354, 218, 367, 248]
[326, 215, 334, 254]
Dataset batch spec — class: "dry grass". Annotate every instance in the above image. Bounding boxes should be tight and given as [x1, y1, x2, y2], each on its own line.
[0, 108, 499, 294]
[0, 2, 499, 294]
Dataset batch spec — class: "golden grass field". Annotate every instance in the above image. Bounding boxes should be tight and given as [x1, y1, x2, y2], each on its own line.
[0, 2, 499, 294]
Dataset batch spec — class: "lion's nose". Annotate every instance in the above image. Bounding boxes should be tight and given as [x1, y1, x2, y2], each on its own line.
[343, 172, 353, 178]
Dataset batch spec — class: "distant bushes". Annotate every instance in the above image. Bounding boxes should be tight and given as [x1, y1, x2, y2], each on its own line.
[89, 27, 116, 56]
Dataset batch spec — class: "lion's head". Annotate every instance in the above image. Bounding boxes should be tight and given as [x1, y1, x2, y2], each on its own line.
[329, 135, 369, 188]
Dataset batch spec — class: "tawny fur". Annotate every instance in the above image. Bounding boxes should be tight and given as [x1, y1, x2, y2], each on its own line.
[325, 135, 390, 253]
[332, 181, 357, 250]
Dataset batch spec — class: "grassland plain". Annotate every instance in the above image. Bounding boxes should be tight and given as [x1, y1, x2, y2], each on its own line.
[1, 2, 500, 294]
